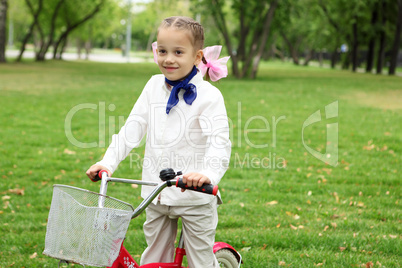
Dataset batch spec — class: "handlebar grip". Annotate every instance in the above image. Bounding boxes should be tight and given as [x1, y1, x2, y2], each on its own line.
[176, 178, 218, 196]
[91, 169, 109, 182]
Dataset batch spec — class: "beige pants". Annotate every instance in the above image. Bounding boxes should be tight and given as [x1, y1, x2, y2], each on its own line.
[140, 198, 219, 268]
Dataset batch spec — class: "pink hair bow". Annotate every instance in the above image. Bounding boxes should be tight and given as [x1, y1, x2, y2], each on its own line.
[198, 46, 230, 82]
[152, 41, 158, 64]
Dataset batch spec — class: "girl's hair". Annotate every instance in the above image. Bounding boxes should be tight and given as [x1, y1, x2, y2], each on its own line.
[159, 16, 211, 80]
[158, 16, 204, 50]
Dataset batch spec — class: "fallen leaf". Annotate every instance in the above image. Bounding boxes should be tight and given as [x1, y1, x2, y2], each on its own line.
[63, 148, 76, 155]
[366, 261, 373, 268]
[241, 247, 251, 252]
[8, 188, 24, 195]
[276, 223, 281, 228]
[239, 203, 244, 207]
[339, 247, 346, 252]
[30, 252, 38, 259]
[131, 184, 138, 189]
[323, 225, 329, 232]
[331, 222, 337, 229]
[389, 234, 397, 239]
[266, 200, 278, 206]
[290, 224, 298, 230]
[2, 195, 11, 201]
[278, 261, 286, 266]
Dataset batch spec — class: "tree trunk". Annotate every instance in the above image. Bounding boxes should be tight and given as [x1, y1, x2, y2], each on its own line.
[77, 38, 82, 59]
[0, 0, 7, 63]
[249, 0, 278, 79]
[388, 0, 402, 75]
[366, 7, 378, 73]
[210, 0, 239, 77]
[210, 0, 277, 79]
[271, 43, 285, 61]
[17, 0, 43, 62]
[376, 0, 387, 74]
[351, 18, 359, 72]
[35, 0, 65, 61]
[85, 40, 91, 60]
[281, 31, 299, 65]
[304, 49, 314, 66]
[330, 48, 338, 68]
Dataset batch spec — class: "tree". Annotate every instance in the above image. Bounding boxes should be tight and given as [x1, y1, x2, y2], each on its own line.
[0, 0, 7, 63]
[376, 0, 387, 74]
[195, 0, 278, 79]
[388, 0, 402, 75]
[274, 0, 328, 66]
[16, 0, 104, 61]
[16, 0, 43, 62]
[52, 0, 104, 59]
[365, 2, 379, 73]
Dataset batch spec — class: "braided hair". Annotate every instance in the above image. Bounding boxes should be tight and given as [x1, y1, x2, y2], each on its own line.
[158, 16, 211, 81]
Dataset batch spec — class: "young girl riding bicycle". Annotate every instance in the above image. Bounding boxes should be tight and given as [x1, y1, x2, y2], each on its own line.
[86, 16, 231, 268]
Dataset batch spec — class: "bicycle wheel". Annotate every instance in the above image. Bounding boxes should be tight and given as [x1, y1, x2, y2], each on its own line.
[215, 249, 239, 268]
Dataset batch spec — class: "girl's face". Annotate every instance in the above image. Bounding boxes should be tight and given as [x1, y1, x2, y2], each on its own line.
[157, 27, 203, 81]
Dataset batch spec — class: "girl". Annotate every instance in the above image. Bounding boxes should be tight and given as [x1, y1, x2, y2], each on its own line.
[86, 16, 231, 268]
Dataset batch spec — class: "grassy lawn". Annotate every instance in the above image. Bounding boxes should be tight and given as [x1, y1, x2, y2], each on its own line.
[0, 60, 400, 267]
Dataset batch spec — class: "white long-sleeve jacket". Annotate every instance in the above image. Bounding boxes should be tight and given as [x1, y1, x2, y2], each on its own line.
[97, 71, 231, 206]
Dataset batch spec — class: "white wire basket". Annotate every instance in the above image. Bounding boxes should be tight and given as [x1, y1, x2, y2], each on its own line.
[43, 185, 134, 267]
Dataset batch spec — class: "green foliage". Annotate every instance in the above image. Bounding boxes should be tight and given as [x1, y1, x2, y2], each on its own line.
[0, 60, 401, 267]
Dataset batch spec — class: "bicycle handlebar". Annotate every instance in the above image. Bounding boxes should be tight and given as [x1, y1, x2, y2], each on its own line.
[92, 168, 218, 219]
[91, 170, 109, 182]
[176, 178, 218, 196]
[94, 169, 218, 196]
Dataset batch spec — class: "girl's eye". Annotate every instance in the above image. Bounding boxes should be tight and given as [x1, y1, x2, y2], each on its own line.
[176, 51, 183, 55]
[158, 49, 166, 54]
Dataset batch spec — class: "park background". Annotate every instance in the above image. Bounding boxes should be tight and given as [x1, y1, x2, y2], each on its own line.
[0, 0, 401, 267]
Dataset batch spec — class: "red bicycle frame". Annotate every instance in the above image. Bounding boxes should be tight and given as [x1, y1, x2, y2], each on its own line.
[109, 241, 239, 268]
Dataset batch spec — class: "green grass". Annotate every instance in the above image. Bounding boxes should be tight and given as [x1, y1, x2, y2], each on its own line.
[0, 60, 401, 267]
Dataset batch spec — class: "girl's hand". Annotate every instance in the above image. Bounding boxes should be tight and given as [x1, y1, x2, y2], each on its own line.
[86, 164, 111, 181]
[181, 172, 211, 192]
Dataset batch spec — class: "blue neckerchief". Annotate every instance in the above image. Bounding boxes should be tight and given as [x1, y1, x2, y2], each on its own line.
[165, 66, 198, 114]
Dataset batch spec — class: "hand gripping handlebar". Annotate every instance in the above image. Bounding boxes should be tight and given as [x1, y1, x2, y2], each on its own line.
[159, 168, 218, 196]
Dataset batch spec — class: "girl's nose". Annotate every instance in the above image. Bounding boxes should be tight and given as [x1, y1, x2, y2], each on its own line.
[165, 54, 174, 64]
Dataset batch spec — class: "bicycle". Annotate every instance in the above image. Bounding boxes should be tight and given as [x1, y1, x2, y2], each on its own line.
[43, 168, 242, 268]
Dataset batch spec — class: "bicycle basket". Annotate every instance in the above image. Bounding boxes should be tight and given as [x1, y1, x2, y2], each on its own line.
[43, 185, 134, 267]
